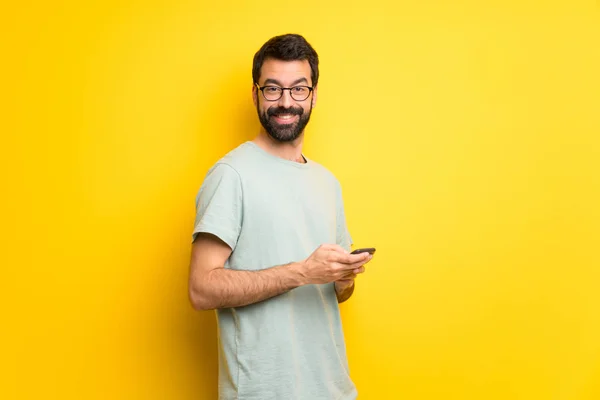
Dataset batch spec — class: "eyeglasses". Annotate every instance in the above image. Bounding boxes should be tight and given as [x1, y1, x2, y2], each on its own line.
[255, 83, 314, 101]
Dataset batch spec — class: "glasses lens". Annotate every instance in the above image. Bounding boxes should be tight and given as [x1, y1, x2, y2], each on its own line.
[262, 86, 282, 100]
[290, 87, 310, 101]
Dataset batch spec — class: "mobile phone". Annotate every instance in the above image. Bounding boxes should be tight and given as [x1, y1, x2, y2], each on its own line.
[351, 247, 376, 255]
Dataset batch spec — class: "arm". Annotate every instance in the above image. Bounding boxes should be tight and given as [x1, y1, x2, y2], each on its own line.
[335, 279, 356, 303]
[333, 180, 363, 303]
[188, 233, 305, 310]
[188, 233, 371, 310]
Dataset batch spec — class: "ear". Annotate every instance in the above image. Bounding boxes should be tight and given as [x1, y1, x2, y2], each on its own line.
[252, 84, 258, 107]
[311, 84, 318, 108]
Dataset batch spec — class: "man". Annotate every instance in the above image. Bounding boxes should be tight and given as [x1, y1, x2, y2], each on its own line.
[188, 33, 373, 400]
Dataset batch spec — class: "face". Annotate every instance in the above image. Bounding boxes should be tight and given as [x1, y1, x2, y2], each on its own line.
[253, 59, 317, 143]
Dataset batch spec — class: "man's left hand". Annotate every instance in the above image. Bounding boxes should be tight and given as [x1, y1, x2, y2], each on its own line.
[334, 277, 356, 293]
[334, 261, 368, 303]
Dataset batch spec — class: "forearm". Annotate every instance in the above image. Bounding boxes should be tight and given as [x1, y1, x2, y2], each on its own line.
[191, 262, 306, 310]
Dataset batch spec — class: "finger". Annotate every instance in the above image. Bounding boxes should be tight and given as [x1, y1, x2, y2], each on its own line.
[340, 254, 372, 270]
[336, 251, 370, 265]
[355, 256, 372, 269]
[339, 261, 364, 272]
[353, 266, 365, 274]
[334, 262, 354, 276]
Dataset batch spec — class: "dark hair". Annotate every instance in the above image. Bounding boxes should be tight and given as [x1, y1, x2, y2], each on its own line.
[252, 34, 319, 87]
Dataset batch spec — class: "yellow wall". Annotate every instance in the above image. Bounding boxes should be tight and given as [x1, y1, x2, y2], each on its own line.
[3, 1, 599, 399]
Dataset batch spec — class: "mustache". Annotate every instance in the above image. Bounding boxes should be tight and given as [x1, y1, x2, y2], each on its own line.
[267, 106, 303, 117]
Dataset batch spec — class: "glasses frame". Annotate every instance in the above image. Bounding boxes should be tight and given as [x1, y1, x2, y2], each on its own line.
[255, 83, 314, 102]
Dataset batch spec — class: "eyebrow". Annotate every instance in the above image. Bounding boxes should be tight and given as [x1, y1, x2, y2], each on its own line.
[262, 77, 309, 86]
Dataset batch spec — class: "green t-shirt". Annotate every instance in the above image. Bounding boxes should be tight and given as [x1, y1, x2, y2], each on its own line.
[193, 141, 356, 400]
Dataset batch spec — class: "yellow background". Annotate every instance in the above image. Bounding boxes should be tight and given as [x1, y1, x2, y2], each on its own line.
[2, 1, 599, 399]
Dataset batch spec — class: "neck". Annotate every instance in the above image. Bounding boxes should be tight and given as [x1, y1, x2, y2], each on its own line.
[253, 131, 306, 163]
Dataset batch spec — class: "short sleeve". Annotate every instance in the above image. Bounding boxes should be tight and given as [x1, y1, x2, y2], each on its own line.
[335, 180, 353, 252]
[192, 163, 243, 250]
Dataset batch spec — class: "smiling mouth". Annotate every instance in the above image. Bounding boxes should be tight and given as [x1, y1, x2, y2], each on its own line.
[272, 114, 299, 124]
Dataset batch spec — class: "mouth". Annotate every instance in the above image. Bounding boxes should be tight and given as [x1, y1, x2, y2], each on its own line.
[271, 113, 299, 125]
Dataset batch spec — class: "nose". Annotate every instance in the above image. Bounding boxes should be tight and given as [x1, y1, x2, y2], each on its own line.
[277, 89, 294, 108]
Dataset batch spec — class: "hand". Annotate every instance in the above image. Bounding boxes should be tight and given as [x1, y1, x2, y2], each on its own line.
[299, 244, 371, 285]
[334, 261, 369, 290]
[334, 277, 356, 293]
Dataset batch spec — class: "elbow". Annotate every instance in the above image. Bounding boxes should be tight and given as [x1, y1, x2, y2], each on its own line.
[188, 283, 215, 311]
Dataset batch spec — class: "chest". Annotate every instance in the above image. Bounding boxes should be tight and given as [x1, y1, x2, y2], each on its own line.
[241, 170, 337, 240]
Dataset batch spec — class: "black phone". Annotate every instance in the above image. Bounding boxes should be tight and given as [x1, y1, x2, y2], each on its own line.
[351, 247, 376, 255]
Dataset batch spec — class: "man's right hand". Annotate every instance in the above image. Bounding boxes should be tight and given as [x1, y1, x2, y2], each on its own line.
[297, 244, 372, 285]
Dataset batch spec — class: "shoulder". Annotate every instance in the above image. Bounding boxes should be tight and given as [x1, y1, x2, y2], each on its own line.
[197, 143, 254, 191]
[201, 141, 262, 181]
[213, 142, 255, 172]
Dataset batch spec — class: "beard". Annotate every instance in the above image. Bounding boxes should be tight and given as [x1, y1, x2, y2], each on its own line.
[257, 104, 312, 143]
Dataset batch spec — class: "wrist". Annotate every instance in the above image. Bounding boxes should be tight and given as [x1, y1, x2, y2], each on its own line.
[287, 261, 308, 286]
